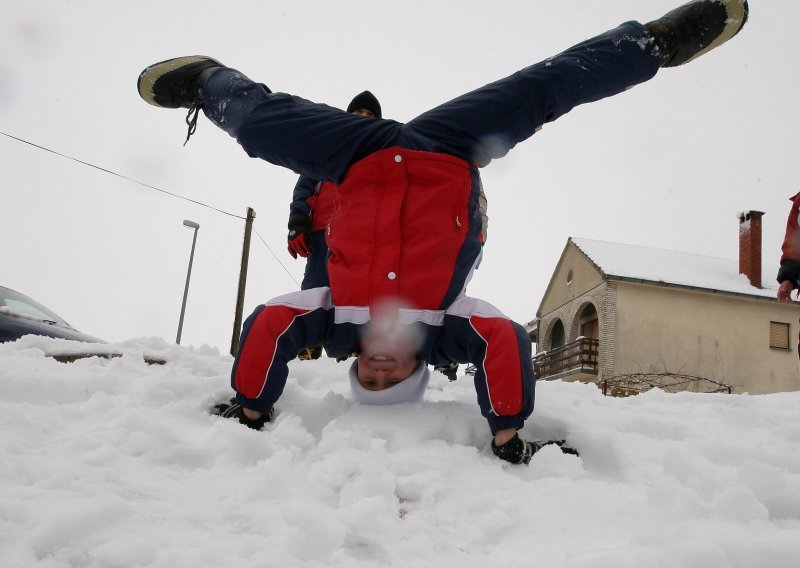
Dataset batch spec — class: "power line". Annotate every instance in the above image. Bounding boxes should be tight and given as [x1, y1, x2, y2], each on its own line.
[0, 130, 244, 219]
[2, 128, 301, 287]
[253, 227, 301, 287]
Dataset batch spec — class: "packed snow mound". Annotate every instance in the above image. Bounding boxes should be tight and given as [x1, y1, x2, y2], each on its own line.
[1, 337, 799, 567]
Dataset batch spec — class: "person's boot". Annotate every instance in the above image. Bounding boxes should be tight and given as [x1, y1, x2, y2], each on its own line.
[138, 55, 223, 108]
[298, 346, 322, 361]
[137, 56, 224, 143]
[434, 362, 459, 382]
[645, 0, 748, 68]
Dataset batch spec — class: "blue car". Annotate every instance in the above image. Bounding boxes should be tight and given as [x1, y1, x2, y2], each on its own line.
[0, 285, 103, 343]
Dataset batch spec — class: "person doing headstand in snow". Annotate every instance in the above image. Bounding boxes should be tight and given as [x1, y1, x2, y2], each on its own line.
[138, 0, 749, 464]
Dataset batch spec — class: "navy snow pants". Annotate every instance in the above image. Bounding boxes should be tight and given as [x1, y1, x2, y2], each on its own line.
[202, 21, 660, 183]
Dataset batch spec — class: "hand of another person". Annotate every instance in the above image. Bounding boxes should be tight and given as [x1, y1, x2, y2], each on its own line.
[777, 280, 796, 304]
[287, 213, 313, 258]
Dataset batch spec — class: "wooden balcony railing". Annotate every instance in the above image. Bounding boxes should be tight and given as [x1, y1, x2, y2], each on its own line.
[533, 337, 599, 379]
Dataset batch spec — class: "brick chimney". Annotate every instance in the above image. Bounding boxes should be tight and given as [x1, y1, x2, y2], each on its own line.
[738, 210, 764, 288]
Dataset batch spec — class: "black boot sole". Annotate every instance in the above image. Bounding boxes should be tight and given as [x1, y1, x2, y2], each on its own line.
[138, 55, 223, 109]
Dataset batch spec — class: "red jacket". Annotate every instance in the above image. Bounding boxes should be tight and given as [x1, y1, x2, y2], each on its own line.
[305, 182, 336, 232]
[327, 147, 481, 315]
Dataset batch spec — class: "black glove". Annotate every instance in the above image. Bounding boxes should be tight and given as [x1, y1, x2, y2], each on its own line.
[492, 433, 536, 464]
[287, 213, 313, 259]
[492, 433, 579, 464]
[212, 400, 274, 430]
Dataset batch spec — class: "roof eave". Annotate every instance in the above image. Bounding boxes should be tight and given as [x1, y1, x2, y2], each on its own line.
[606, 274, 781, 303]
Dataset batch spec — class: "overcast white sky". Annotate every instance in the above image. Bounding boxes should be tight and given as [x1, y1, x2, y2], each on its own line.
[2, 1, 796, 353]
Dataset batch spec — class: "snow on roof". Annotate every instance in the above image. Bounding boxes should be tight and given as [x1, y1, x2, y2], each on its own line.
[570, 237, 779, 300]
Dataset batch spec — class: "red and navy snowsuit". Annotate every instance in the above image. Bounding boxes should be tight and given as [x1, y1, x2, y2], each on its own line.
[203, 21, 661, 432]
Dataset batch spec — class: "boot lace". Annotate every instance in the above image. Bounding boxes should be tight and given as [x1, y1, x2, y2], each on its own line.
[184, 94, 203, 146]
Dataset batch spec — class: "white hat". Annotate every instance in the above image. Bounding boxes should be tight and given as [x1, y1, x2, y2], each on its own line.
[348, 359, 430, 405]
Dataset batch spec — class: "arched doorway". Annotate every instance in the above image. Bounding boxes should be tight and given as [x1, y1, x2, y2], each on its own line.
[577, 303, 599, 339]
[550, 319, 565, 349]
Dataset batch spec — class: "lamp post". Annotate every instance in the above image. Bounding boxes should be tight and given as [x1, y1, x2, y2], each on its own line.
[177, 219, 200, 345]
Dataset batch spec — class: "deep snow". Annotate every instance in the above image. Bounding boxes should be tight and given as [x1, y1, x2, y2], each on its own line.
[1, 335, 799, 568]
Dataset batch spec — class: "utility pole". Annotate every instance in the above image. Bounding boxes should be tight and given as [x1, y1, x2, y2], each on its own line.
[230, 207, 255, 356]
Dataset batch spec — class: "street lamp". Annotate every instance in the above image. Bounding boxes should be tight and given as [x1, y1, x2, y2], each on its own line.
[176, 219, 200, 345]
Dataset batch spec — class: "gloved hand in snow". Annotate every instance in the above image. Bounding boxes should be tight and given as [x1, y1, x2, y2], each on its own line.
[212, 399, 274, 430]
[491, 433, 579, 464]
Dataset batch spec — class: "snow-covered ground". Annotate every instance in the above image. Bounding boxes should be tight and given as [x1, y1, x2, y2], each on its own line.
[1, 336, 799, 568]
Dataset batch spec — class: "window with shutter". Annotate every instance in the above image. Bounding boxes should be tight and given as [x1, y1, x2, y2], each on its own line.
[769, 321, 790, 350]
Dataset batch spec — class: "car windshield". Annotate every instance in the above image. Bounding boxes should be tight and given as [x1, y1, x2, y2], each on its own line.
[0, 286, 70, 326]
